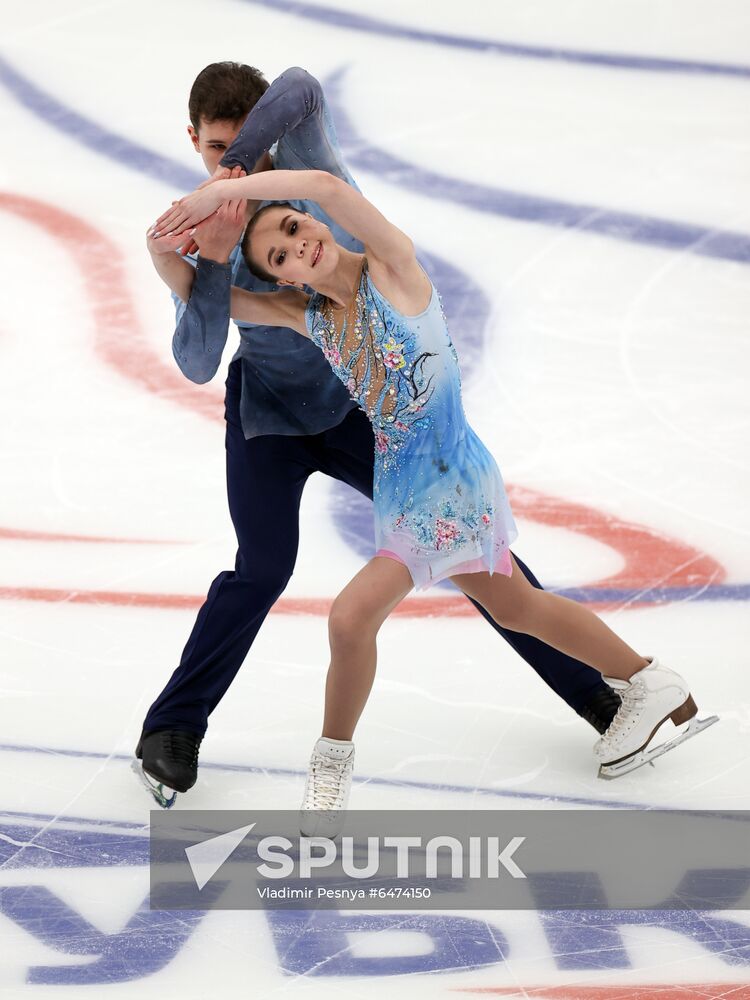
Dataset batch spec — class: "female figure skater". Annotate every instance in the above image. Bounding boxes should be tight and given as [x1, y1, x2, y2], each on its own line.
[155, 170, 707, 831]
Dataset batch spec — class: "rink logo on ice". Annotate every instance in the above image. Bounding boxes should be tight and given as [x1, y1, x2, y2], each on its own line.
[2, 812, 750, 986]
[149, 809, 750, 911]
[0, 815, 218, 985]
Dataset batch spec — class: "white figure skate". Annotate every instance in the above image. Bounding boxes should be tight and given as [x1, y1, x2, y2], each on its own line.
[595, 657, 718, 779]
[299, 736, 355, 837]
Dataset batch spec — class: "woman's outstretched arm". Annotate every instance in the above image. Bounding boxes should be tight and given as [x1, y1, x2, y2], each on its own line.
[155, 170, 415, 271]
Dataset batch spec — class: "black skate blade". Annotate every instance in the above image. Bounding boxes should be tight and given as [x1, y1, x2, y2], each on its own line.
[131, 759, 178, 809]
[598, 714, 719, 780]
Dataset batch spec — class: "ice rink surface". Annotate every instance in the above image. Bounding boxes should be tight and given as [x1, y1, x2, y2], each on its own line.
[1, 0, 749, 995]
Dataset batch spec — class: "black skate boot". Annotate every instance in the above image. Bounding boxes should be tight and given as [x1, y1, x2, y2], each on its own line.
[133, 729, 203, 809]
[579, 684, 622, 735]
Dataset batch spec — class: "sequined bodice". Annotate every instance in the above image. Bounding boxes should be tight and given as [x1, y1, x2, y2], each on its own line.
[305, 258, 464, 468]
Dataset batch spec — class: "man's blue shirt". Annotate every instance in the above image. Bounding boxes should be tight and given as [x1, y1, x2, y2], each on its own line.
[171, 67, 361, 439]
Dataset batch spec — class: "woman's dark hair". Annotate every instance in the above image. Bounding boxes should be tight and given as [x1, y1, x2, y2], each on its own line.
[189, 62, 269, 130]
[241, 203, 298, 285]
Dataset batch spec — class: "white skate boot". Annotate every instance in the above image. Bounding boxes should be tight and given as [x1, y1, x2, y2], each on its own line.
[595, 657, 718, 779]
[299, 737, 355, 838]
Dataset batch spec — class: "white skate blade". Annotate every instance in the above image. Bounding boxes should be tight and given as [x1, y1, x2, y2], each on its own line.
[598, 714, 719, 780]
[131, 758, 178, 809]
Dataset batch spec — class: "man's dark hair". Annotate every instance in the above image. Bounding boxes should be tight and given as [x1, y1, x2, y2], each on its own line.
[189, 62, 269, 130]
[241, 203, 297, 285]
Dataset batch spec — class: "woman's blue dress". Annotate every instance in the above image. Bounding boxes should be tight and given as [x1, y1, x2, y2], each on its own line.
[306, 258, 518, 589]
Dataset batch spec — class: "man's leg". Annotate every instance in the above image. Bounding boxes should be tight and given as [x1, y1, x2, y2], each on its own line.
[141, 360, 315, 739]
[314, 408, 620, 732]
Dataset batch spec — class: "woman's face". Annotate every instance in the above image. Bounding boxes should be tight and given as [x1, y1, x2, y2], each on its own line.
[250, 207, 338, 287]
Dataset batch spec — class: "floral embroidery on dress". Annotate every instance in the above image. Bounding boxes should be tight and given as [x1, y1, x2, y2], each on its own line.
[321, 340, 342, 368]
[382, 338, 406, 371]
[387, 496, 496, 555]
[374, 430, 389, 454]
[435, 518, 460, 550]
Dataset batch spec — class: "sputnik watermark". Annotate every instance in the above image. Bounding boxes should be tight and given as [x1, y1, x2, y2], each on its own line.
[184, 826, 525, 895]
[150, 810, 750, 911]
[255, 834, 526, 879]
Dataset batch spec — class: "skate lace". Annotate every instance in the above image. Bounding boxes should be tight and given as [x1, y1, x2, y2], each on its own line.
[165, 731, 202, 767]
[304, 753, 351, 809]
[604, 679, 648, 741]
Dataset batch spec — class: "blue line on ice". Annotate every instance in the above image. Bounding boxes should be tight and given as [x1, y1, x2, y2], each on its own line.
[0, 739, 729, 815]
[240, 0, 750, 79]
[1, 53, 748, 267]
[324, 66, 750, 265]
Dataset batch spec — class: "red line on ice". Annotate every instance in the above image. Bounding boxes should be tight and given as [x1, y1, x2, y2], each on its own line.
[0, 583, 718, 617]
[0, 191, 223, 420]
[454, 985, 750, 998]
[506, 485, 724, 592]
[0, 585, 471, 617]
[0, 526, 183, 544]
[0, 192, 726, 612]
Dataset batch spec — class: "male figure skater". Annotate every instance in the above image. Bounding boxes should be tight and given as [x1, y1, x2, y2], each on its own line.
[137, 63, 620, 806]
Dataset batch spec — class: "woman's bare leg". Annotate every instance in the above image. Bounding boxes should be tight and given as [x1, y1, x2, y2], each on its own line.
[451, 554, 648, 681]
[322, 556, 414, 740]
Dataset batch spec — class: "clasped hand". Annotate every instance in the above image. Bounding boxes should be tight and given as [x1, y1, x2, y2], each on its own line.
[148, 165, 247, 257]
[153, 182, 232, 238]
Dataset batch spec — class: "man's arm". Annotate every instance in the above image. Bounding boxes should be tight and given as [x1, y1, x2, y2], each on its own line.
[218, 67, 348, 181]
[149, 199, 246, 384]
[170, 258, 232, 384]
[147, 228, 196, 303]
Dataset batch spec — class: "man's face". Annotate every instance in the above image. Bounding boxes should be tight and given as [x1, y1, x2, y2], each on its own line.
[188, 118, 244, 174]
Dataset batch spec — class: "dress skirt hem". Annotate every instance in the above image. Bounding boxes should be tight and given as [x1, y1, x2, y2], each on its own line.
[375, 534, 515, 591]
